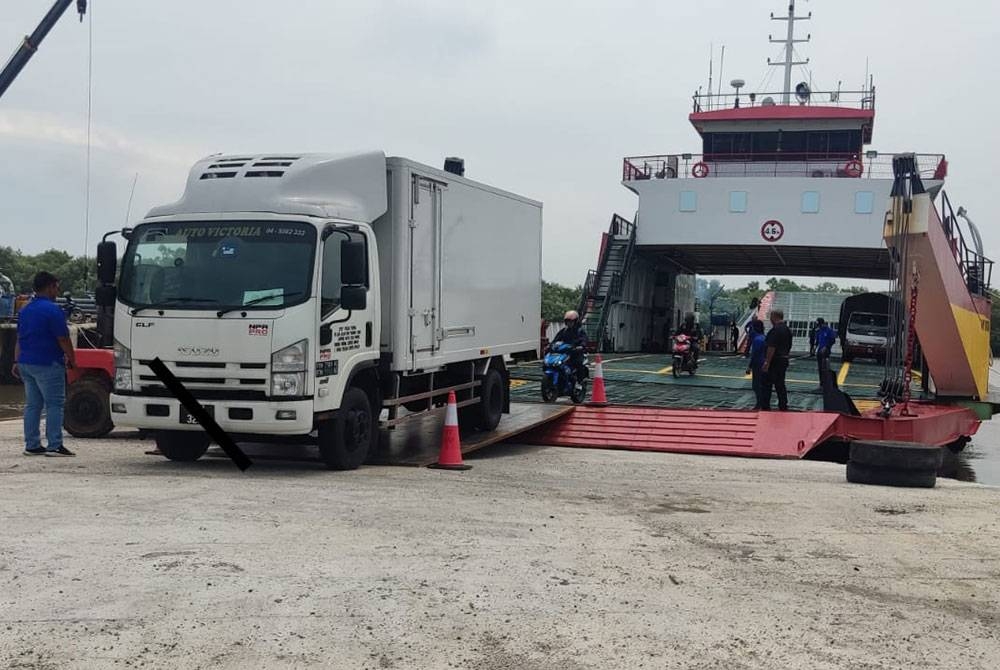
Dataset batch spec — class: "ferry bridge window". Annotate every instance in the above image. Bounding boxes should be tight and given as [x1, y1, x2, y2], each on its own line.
[703, 130, 861, 160]
[855, 191, 875, 214]
[801, 191, 821, 214]
[729, 191, 748, 213]
[679, 191, 698, 212]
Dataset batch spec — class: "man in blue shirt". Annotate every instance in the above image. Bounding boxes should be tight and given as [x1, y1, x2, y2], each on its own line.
[12, 272, 77, 456]
[744, 319, 767, 409]
[814, 317, 837, 389]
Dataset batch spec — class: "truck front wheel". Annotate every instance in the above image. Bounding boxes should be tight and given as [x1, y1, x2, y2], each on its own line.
[318, 387, 375, 470]
[64, 375, 114, 438]
[155, 431, 211, 462]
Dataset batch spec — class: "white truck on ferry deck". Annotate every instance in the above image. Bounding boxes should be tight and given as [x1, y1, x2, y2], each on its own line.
[95, 151, 542, 469]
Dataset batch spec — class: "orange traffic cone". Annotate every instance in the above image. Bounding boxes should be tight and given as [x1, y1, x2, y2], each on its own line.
[429, 391, 472, 470]
[589, 354, 608, 406]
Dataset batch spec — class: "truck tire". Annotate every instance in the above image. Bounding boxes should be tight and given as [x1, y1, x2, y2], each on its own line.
[155, 431, 211, 462]
[318, 387, 375, 470]
[64, 375, 114, 438]
[849, 441, 943, 471]
[846, 461, 937, 488]
[468, 368, 504, 432]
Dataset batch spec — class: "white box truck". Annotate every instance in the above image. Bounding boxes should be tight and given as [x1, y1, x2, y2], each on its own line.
[95, 151, 542, 468]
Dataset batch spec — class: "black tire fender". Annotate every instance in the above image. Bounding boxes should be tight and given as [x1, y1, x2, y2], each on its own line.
[846, 461, 937, 488]
[849, 441, 943, 471]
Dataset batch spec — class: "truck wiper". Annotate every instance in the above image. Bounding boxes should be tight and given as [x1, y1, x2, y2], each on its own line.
[216, 292, 303, 318]
[130, 297, 220, 315]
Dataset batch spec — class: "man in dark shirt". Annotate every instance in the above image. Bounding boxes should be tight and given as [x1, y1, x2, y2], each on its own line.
[761, 309, 792, 411]
[12, 272, 77, 456]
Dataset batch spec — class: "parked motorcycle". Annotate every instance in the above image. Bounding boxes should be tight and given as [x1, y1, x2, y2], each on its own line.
[541, 341, 589, 404]
[671, 333, 698, 377]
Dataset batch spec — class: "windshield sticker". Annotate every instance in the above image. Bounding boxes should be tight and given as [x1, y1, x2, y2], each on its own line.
[248, 324, 269, 336]
[216, 237, 241, 258]
[243, 288, 284, 306]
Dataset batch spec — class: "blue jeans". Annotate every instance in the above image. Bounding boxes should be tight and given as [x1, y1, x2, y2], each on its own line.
[20, 362, 66, 451]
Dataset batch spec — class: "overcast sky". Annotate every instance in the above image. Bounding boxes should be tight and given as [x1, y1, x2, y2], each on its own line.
[1, 0, 998, 288]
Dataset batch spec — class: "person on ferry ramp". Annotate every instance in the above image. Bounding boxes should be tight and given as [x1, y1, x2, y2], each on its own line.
[814, 318, 838, 389]
[675, 313, 703, 363]
[549, 310, 589, 384]
[760, 309, 792, 411]
[744, 319, 767, 410]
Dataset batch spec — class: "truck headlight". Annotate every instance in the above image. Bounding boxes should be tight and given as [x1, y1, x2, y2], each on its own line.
[114, 341, 132, 391]
[271, 340, 307, 396]
[271, 339, 308, 372]
[114, 340, 132, 368]
[271, 372, 304, 397]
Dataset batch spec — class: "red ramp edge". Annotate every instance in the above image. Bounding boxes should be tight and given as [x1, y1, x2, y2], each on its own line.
[519, 403, 979, 459]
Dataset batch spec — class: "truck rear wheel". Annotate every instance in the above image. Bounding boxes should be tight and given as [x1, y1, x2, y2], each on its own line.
[64, 375, 114, 438]
[467, 368, 504, 432]
[318, 387, 375, 470]
[155, 431, 211, 462]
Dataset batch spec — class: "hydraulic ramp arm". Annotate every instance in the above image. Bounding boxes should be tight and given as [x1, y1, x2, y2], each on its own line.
[883, 154, 993, 400]
[0, 0, 87, 100]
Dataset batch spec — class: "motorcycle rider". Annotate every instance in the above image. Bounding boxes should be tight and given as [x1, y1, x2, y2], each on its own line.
[675, 312, 703, 363]
[550, 310, 589, 385]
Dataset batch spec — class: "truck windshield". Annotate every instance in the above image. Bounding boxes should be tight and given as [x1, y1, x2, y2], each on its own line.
[118, 221, 316, 311]
[848, 313, 889, 334]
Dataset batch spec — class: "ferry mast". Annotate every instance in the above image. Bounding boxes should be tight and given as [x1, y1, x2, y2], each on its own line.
[769, 0, 811, 103]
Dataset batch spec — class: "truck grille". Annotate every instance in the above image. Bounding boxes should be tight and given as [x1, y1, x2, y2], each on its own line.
[136, 360, 268, 397]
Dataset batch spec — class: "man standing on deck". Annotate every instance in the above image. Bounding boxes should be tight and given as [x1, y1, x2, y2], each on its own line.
[744, 319, 767, 409]
[744, 315, 760, 358]
[760, 309, 792, 411]
[11, 272, 76, 456]
[814, 318, 837, 389]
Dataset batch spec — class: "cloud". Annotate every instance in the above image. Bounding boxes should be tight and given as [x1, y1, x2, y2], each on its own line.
[0, 109, 200, 168]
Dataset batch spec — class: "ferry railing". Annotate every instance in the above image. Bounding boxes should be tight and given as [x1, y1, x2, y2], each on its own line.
[578, 270, 598, 316]
[623, 152, 947, 182]
[940, 191, 993, 295]
[692, 87, 875, 113]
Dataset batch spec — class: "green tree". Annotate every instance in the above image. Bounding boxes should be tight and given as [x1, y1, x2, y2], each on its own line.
[766, 277, 806, 292]
[541, 280, 582, 322]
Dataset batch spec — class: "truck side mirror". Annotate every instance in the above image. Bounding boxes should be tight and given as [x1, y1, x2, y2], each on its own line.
[340, 285, 367, 311]
[97, 241, 118, 285]
[341, 240, 367, 286]
[95, 284, 116, 307]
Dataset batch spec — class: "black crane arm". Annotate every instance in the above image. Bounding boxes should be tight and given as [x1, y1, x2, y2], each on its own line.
[0, 0, 87, 100]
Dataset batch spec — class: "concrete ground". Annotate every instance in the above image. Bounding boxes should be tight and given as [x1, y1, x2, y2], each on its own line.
[1, 421, 999, 669]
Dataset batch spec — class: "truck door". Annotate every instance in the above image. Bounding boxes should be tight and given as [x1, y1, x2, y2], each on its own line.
[410, 176, 440, 358]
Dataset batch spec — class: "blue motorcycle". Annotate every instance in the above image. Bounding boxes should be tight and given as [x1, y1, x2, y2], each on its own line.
[541, 341, 588, 404]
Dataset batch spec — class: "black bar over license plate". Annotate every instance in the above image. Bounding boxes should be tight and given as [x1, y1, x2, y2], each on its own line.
[179, 404, 214, 425]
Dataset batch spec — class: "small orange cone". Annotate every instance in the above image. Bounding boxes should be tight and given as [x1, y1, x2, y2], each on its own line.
[429, 391, 472, 470]
[589, 354, 608, 406]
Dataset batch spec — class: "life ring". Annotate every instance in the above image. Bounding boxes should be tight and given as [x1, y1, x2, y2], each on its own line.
[692, 162, 709, 178]
[844, 160, 864, 178]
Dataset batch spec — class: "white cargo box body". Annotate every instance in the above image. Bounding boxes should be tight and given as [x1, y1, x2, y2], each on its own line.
[376, 158, 542, 372]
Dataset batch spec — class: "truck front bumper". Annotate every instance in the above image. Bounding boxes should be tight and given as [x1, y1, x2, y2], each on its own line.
[110, 393, 314, 435]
